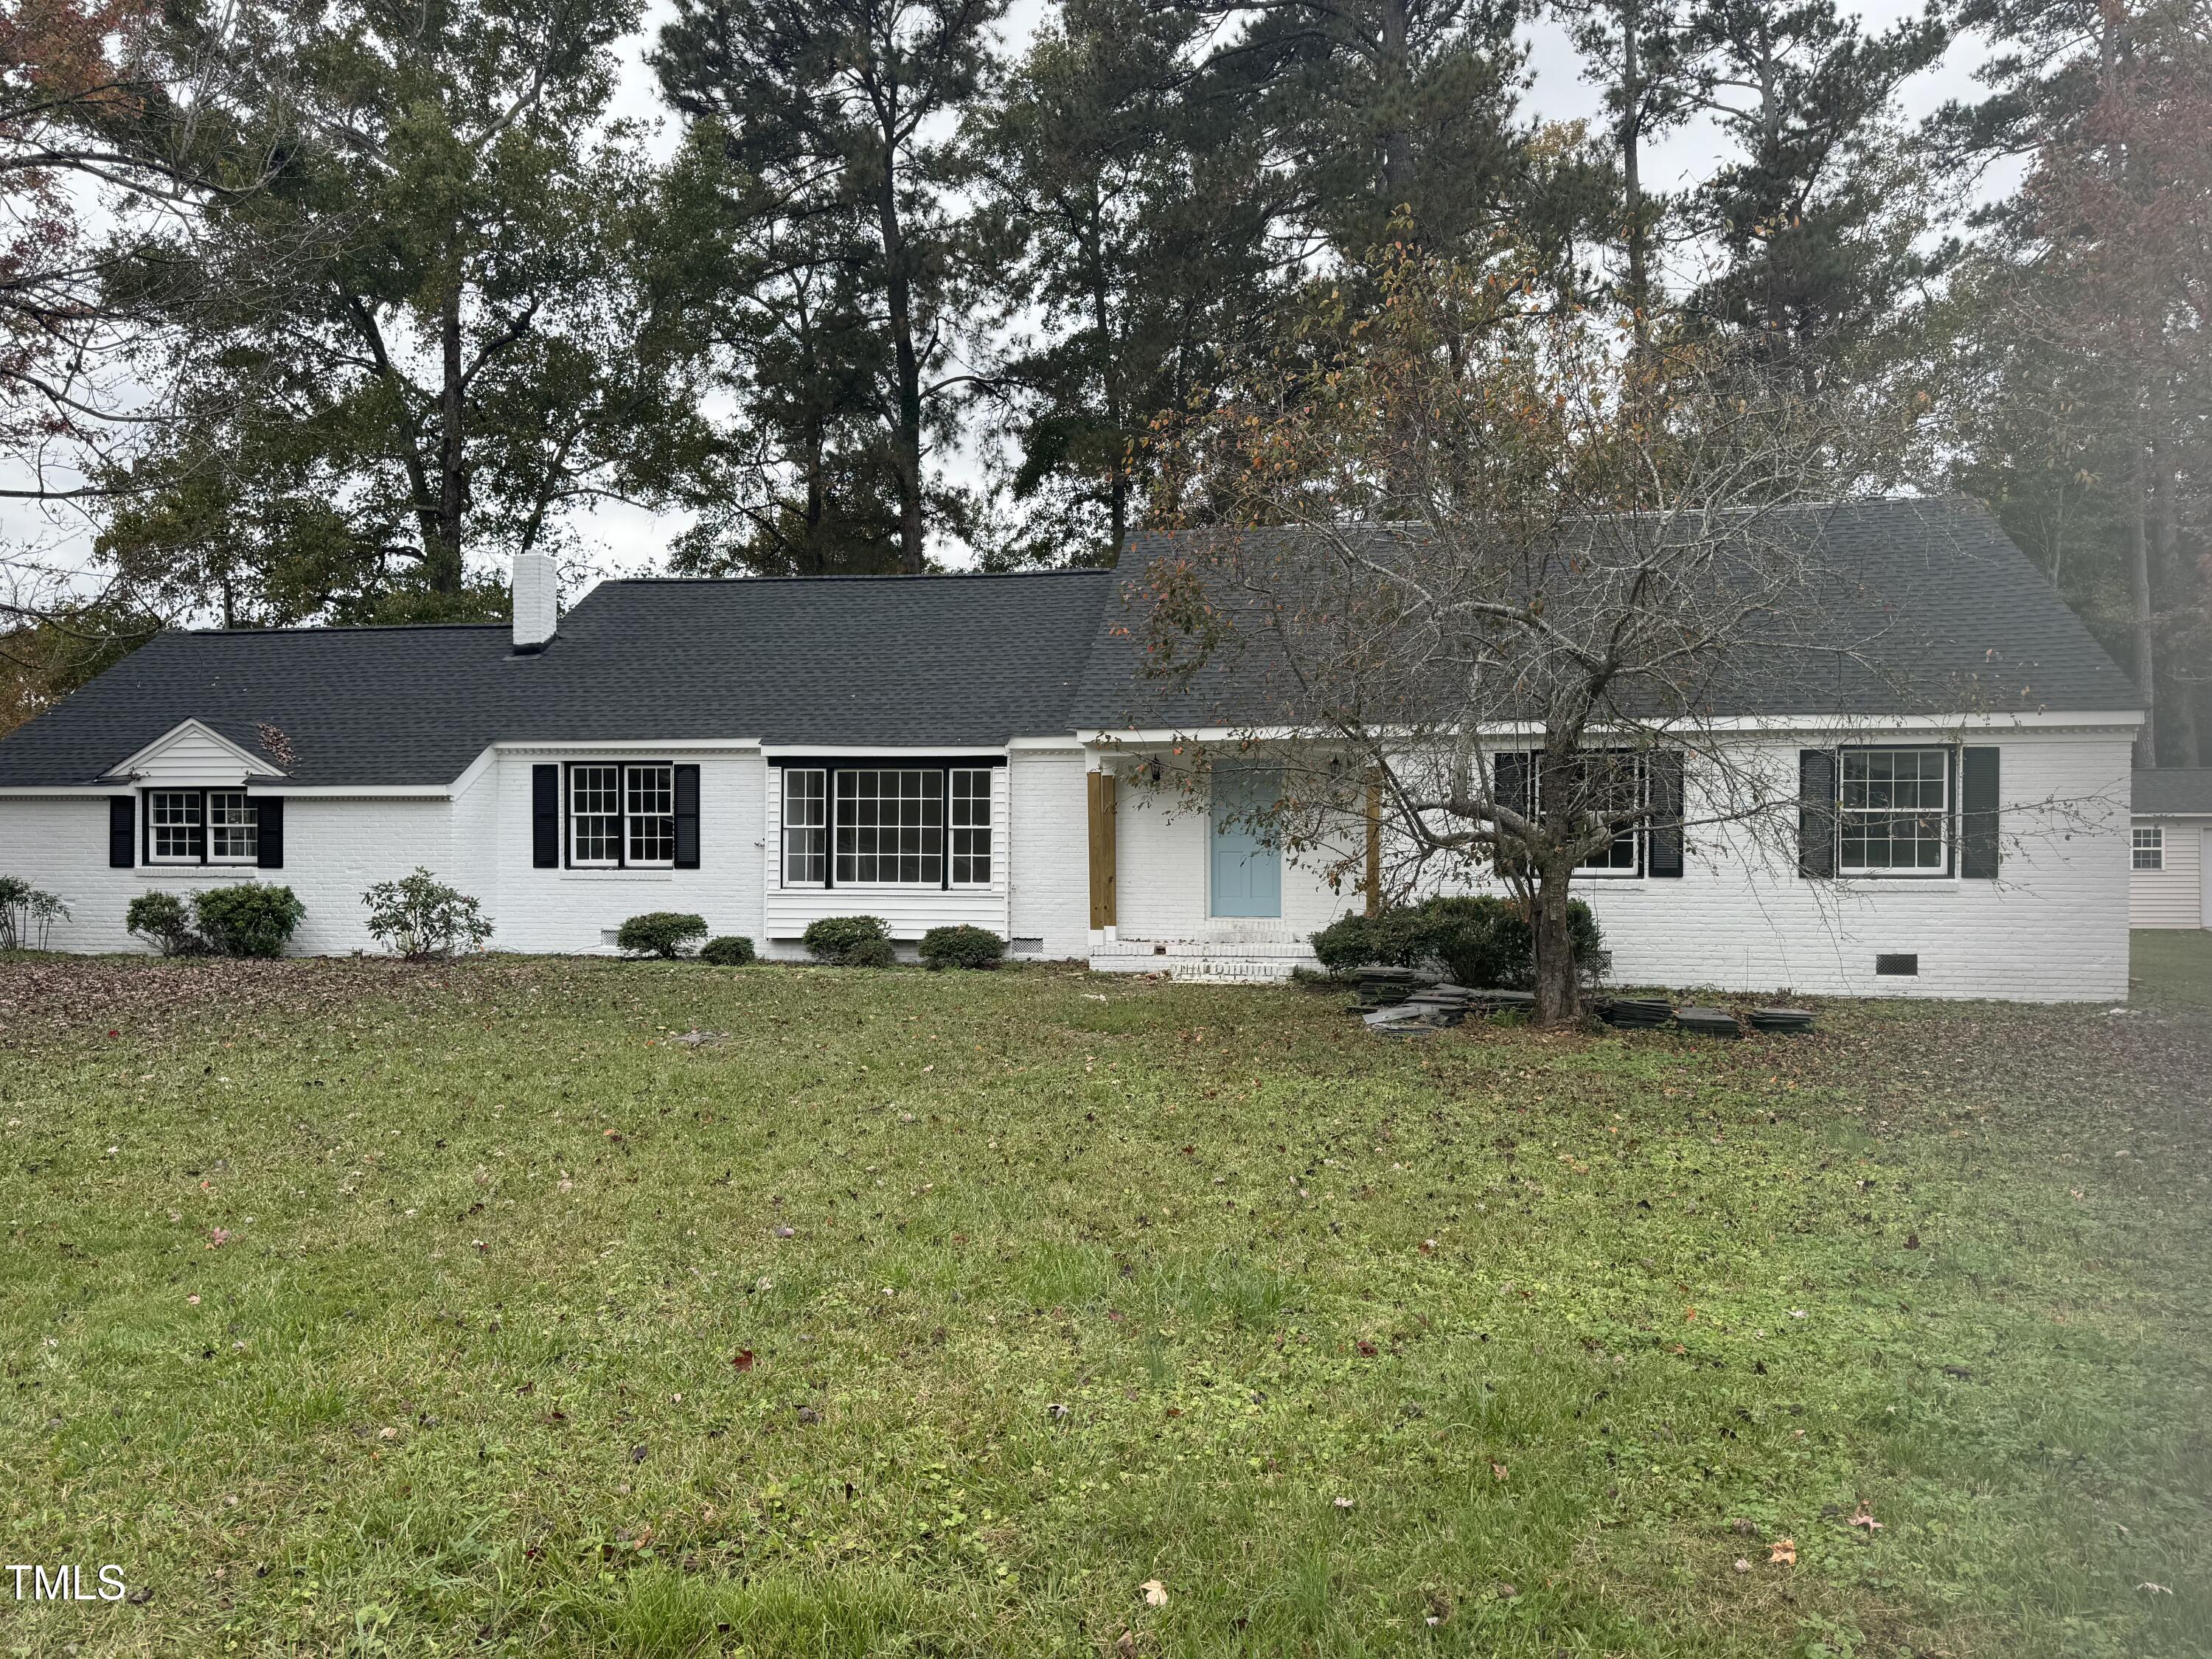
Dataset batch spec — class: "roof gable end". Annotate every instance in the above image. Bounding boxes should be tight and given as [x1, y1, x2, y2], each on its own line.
[105, 718, 285, 786]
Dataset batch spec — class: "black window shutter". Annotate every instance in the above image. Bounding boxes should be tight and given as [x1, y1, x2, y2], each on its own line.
[1960, 746, 2000, 879]
[255, 796, 285, 869]
[1493, 752, 1534, 823]
[673, 763, 700, 869]
[1647, 751, 1685, 877]
[108, 797, 134, 868]
[532, 764, 559, 868]
[1492, 751, 1533, 872]
[1798, 750, 1837, 877]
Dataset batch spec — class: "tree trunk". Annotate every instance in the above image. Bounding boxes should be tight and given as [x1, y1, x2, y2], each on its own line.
[1380, 0, 1411, 203]
[1620, 0, 1650, 352]
[2129, 446, 2157, 766]
[1085, 223, 1127, 561]
[2152, 448, 2202, 765]
[1531, 857, 1581, 1027]
[877, 167, 926, 576]
[428, 285, 467, 596]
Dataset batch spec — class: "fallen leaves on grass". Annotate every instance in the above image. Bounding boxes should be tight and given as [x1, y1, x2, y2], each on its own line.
[1848, 1509, 1883, 1531]
[1490, 1462, 1509, 1483]
[206, 1228, 232, 1249]
[1769, 1538, 1797, 1565]
[1141, 1579, 1168, 1607]
[732, 1349, 755, 1373]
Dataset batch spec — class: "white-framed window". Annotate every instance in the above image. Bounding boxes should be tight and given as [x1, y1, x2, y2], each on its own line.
[783, 768, 827, 884]
[625, 765, 676, 866]
[949, 768, 993, 886]
[837, 768, 944, 885]
[147, 790, 205, 863]
[1840, 746, 1950, 874]
[567, 762, 678, 869]
[569, 764, 624, 866]
[2132, 824, 2164, 870]
[777, 761, 1001, 889]
[1558, 754, 1643, 873]
[207, 790, 258, 863]
[145, 788, 257, 865]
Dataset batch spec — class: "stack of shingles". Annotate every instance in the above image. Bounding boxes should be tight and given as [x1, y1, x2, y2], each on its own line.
[1672, 1005, 1745, 1040]
[1748, 1006, 1816, 1035]
[1599, 996, 1674, 1031]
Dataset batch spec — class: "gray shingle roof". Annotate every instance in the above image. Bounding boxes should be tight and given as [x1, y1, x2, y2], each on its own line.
[1074, 498, 2139, 731]
[2134, 769, 2212, 816]
[0, 571, 1112, 787]
[0, 499, 2139, 787]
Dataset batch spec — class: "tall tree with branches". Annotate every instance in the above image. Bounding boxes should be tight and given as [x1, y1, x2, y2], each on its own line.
[1141, 246, 1916, 1024]
[655, 0, 1004, 575]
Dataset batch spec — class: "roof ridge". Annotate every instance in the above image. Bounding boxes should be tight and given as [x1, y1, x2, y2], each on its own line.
[593, 568, 1116, 586]
[173, 621, 512, 637]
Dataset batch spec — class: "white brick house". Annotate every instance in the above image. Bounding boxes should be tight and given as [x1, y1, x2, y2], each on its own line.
[0, 501, 2147, 999]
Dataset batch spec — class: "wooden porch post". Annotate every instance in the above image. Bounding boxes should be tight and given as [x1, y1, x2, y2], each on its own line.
[1088, 771, 1118, 931]
[1364, 771, 1382, 917]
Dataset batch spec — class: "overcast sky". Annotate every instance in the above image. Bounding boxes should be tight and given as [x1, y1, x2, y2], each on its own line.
[7, 0, 1997, 600]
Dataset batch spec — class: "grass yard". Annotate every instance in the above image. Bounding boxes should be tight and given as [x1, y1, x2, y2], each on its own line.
[0, 956, 2207, 1659]
[2132, 928, 2212, 1012]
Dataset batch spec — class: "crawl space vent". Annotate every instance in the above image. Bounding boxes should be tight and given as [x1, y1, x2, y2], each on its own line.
[1874, 953, 1919, 977]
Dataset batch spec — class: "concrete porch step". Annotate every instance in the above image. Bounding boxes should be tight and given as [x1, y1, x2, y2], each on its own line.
[1091, 938, 1319, 984]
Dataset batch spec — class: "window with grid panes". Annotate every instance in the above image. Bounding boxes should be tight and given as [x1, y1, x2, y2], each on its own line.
[835, 768, 943, 884]
[1840, 748, 1950, 873]
[949, 768, 992, 885]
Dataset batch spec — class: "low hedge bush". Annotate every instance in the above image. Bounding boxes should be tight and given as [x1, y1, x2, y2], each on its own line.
[1311, 894, 1603, 988]
[616, 912, 709, 959]
[699, 935, 757, 967]
[842, 937, 898, 969]
[361, 869, 493, 959]
[919, 925, 1005, 970]
[802, 915, 890, 964]
[192, 883, 305, 959]
[126, 892, 201, 957]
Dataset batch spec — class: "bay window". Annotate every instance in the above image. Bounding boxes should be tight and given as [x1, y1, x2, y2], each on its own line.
[777, 761, 996, 888]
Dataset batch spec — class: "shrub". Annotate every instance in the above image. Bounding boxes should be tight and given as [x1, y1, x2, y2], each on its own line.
[361, 869, 494, 959]
[616, 912, 709, 959]
[919, 925, 1005, 970]
[699, 935, 757, 967]
[842, 936, 898, 969]
[1310, 894, 1603, 989]
[126, 892, 200, 956]
[192, 883, 305, 959]
[802, 914, 890, 964]
[0, 876, 68, 951]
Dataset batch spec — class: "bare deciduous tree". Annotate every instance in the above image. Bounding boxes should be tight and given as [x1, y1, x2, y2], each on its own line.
[1138, 245, 1925, 1024]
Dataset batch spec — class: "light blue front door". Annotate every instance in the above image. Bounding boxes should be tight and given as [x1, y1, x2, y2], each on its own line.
[1210, 765, 1282, 918]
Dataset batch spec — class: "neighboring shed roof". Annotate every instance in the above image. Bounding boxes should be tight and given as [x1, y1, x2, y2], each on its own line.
[2133, 769, 2212, 817]
[1074, 498, 2140, 732]
[0, 571, 1113, 787]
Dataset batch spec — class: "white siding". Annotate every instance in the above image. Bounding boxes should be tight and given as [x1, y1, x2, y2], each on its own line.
[760, 759, 1010, 950]
[1112, 776, 1356, 947]
[116, 723, 278, 787]
[2129, 816, 2208, 929]
[0, 793, 450, 954]
[1007, 749, 1089, 958]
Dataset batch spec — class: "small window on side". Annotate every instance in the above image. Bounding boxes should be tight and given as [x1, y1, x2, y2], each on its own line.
[782, 768, 827, 884]
[2132, 825, 2164, 870]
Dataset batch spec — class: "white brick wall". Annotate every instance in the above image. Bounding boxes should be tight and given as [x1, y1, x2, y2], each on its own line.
[0, 724, 2139, 999]
[487, 749, 767, 955]
[1102, 728, 2137, 1002]
[0, 793, 453, 955]
[1008, 748, 1090, 957]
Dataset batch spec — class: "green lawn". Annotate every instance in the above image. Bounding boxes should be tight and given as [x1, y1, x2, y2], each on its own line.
[2132, 928, 2212, 1011]
[1, 957, 2207, 1658]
